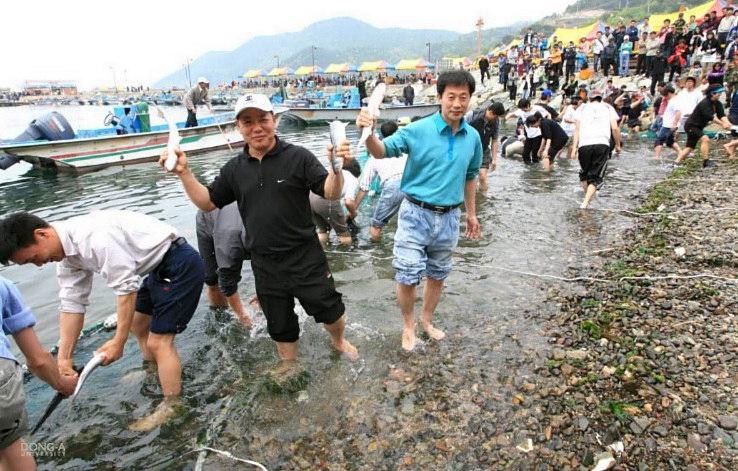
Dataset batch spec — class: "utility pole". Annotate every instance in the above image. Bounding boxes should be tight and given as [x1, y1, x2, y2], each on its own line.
[425, 42, 431, 63]
[311, 46, 317, 72]
[476, 17, 484, 58]
[274, 55, 280, 67]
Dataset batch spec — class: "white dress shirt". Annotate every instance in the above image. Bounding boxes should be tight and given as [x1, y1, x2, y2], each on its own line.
[53, 210, 178, 313]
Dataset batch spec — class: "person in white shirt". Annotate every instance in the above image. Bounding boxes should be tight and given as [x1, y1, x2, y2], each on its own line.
[592, 31, 606, 74]
[0, 210, 205, 431]
[675, 76, 704, 134]
[354, 121, 407, 241]
[310, 166, 359, 245]
[654, 86, 683, 158]
[561, 96, 581, 157]
[571, 90, 622, 209]
[505, 98, 551, 164]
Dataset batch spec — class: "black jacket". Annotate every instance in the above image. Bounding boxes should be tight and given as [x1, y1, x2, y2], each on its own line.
[403, 84, 415, 100]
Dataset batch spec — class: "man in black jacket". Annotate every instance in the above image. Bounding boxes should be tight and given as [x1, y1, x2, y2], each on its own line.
[650, 50, 668, 96]
[403, 82, 415, 106]
[479, 56, 490, 84]
[564, 42, 578, 82]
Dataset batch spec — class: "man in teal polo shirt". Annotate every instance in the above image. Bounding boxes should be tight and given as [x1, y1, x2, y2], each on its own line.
[356, 70, 482, 351]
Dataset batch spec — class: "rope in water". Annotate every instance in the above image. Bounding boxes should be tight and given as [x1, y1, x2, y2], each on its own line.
[193, 447, 267, 470]
[323, 250, 738, 285]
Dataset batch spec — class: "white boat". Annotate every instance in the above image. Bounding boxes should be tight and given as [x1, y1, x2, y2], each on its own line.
[281, 103, 440, 126]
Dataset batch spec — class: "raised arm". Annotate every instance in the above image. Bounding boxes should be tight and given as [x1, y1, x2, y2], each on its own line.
[356, 110, 386, 158]
[159, 148, 217, 211]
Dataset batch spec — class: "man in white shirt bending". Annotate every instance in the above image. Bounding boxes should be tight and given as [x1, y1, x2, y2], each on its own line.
[0, 210, 205, 431]
[506, 98, 551, 164]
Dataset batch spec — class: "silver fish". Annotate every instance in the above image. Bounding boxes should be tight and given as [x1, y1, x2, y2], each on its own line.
[329, 120, 347, 173]
[70, 352, 106, 404]
[153, 105, 181, 171]
[357, 83, 386, 148]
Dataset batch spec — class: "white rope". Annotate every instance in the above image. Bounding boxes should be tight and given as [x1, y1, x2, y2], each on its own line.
[323, 251, 736, 285]
[193, 447, 268, 470]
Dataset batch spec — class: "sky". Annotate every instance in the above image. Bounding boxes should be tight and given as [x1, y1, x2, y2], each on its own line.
[2, 0, 575, 91]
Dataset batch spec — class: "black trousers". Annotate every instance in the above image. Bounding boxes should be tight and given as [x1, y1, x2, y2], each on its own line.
[185, 110, 198, 128]
[635, 54, 647, 75]
[523, 136, 542, 164]
[602, 58, 616, 76]
[645, 56, 654, 76]
[650, 72, 664, 96]
[480, 68, 490, 83]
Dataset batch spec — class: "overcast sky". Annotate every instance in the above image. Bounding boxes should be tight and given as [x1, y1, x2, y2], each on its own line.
[2, 0, 574, 90]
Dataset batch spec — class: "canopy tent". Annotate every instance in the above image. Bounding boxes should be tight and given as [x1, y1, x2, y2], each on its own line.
[266, 67, 295, 77]
[358, 60, 395, 72]
[294, 65, 324, 75]
[324, 63, 358, 74]
[548, 20, 606, 46]
[442, 57, 473, 69]
[648, 0, 725, 28]
[243, 69, 265, 78]
[394, 58, 434, 70]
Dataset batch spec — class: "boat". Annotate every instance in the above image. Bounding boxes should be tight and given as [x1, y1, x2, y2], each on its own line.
[277, 87, 439, 125]
[0, 108, 285, 174]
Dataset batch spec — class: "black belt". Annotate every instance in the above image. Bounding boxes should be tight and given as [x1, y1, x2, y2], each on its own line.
[165, 237, 187, 257]
[405, 195, 459, 213]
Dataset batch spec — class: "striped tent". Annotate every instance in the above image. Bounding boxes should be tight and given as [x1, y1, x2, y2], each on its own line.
[442, 57, 473, 69]
[548, 21, 606, 46]
[266, 67, 295, 77]
[324, 63, 358, 74]
[294, 65, 324, 75]
[243, 69, 264, 78]
[648, 0, 725, 28]
[358, 60, 395, 72]
[395, 58, 434, 70]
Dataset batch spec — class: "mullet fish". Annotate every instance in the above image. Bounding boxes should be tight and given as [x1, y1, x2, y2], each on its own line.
[329, 120, 347, 173]
[357, 83, 386, 149]
[153, 104, 181, 171]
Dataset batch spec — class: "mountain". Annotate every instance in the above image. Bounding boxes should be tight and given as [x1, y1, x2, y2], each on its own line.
[154, 17, 530, 87]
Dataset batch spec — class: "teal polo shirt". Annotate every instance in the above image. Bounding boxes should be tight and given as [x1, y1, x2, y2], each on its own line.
[382, 112, 482, 206]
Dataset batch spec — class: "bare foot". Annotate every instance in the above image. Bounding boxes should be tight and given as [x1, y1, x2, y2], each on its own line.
[332, 339, 359, 361]
[248, 295, 260, 309]
[724, 144, 735, 158]
[420, 322, 446, 341]
[235, 311, 253, 328]
[401, 328, 416, 351]
[128, 399, 177, 432]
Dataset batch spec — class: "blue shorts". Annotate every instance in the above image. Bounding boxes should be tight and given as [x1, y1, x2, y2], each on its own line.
[135, 241, 205, 334]
[655, 127, 676, 148]
[392, 198, 461, 285]
[371, 178, 405, 228]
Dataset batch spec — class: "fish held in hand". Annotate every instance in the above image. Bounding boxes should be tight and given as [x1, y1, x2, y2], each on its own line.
[357, 83, 386, 148]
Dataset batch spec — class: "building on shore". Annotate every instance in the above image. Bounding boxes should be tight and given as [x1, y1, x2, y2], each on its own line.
[22, 80, 78, 96]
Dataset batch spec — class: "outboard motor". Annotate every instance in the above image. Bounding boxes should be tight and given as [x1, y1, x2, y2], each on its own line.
[0, 112, 75, 170]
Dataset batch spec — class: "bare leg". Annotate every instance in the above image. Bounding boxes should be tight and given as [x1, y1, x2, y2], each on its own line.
[0, 438, 36, 471]
[226, 292, 252, 327]
[672, 143, 682, 155]
[276, 341, 298, 361]
[582, 183, 597, 208]
[369, 226, 382, 242]
[338, 235, 352, 245]
[543, 157, 551, 171]
[130, 312, 154, 361]
[317, 232, 329, 245]
[146, 332, 180, 397]
[478, 168, 488, 191]
[700, 135, 710, 161]
[419, 277, 446, 341]
[206, 285, 228, 308]
[654, 145, 663, 159]
[674, 146, 693, 164]
[323, 315, 358, 360]
[581, 181, 588, 192]
[396, 283, 417, 351]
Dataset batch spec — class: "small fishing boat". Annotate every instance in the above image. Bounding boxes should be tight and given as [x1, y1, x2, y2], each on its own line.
[0, 108, 285, 174]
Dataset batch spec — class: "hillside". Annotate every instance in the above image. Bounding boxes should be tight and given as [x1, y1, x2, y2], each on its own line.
[154, 18, 530, 87]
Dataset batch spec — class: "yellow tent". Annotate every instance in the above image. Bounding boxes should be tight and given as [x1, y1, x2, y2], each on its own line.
[548, 21, 604, 46]
[243, 69, 263, 78]
[324, 63, 348, 74]
[394, 58, 426, 70]
[649, 0, 722, 27]
[358, 60, 394, 72]
[443, 57, 472, 69]
[266, 67, 294, 77]
[294, 66, 323, 75]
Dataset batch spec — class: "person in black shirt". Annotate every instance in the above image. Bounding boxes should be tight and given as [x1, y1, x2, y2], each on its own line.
[674, 83, 732, 168]
[526, 114, 568, 170]
[357, 73, 367, 104]
[160, 93, 359, 362]
[467, 102, 505, 191]
[479, 56, 490, 85]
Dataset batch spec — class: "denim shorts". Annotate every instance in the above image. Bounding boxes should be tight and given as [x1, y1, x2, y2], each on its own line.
[371, 178, 405, 228]
[392, 198, 461, 285]
[655, 127, 676, 148]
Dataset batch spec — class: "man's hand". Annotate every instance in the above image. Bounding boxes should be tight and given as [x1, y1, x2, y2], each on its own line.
[58, 357, 78, 377]
[465, 214, 480, 240]
[615, 144, 622, 154]
[327, 140, 352, 168]
[96, 339, 124, 366]
[356, 109, 376, 132]
[159, 148, 189, 175]
[57, 375, 78, 397]
[491, 159, 497, 172]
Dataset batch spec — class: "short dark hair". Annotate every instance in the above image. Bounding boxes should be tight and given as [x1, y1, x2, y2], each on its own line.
[685, 76, 697, 84]
[488, 102, 506, 115]
[517, 98, 531, 109]
[571, 96, 580, 105]
[0, 212, 50, 265]
[343, 159, 361, 178]
[662, 86, 675, 96]
[525, 114, 542, 126]
[380, 121, 398, 138]
[436, 70, 475, 96]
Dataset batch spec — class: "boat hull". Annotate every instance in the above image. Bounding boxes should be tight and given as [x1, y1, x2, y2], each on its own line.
[0, 121, 243, 174]
[282, 103, 440, 125]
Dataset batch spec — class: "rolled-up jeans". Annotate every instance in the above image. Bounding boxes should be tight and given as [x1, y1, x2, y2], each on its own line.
[619, 53, 630, 76]
[393, 199, 461, 285]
